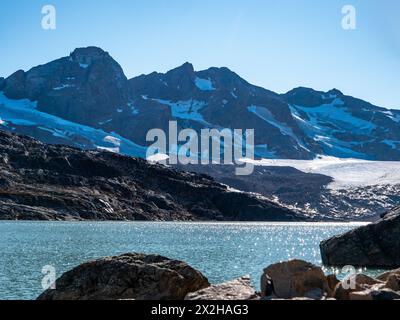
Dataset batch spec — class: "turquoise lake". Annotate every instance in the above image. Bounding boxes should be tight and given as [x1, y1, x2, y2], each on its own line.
[0, 221, 381, 300]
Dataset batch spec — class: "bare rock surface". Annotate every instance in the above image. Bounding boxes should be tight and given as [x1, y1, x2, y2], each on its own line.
[185, 276, 258, 300]
[260, 259, 330, 299]
[37, 253, 210, 300]
[0, 129, 303, 221]
[320, 207, 400, 268]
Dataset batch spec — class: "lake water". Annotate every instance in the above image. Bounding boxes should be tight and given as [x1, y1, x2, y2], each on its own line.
[0, 221, 381, 300]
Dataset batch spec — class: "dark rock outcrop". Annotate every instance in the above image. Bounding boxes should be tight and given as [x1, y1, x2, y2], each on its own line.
[37, 253, 210, 300]
[320, 207, 400, 268]
[0, 130, 303, 221]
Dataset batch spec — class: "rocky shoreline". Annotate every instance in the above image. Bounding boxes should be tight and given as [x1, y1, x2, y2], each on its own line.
[37, 253, 400, 301]
[38, 210, 400, 300]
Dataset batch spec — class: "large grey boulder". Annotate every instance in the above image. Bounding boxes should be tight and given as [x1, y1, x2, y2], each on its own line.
[320, 207, 400, 268]
[37, 253, 210, 300]
[185, 276, 258, 300]
[260, 259, 331, 299]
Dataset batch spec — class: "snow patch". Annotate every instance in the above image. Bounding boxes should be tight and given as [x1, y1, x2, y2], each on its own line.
[147, 153, 169, 163]
[194, 78, 215, 91]
[53, 84, 75, 90]
[195, 77, 215, 91]
[98, 119, 112, 125]
[152, 98, 209, 124]
[248, 105, 310, 152]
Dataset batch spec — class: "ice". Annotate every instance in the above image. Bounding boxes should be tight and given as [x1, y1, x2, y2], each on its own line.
[248, 105, 310, 152]
[239, 156, 400, 190]
[146, 153, 169, 163]
[195, 77, 215, 91]
[152, 98, 209, 125]
[53, 84, 75, 90]
[0, 92, 147, 158]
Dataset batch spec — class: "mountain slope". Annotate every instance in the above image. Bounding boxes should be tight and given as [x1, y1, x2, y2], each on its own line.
[0, 130, 303, 221]
[1, 46, 399, 220]
[1, 46, 399, 161]
[284, 87, 400, 160]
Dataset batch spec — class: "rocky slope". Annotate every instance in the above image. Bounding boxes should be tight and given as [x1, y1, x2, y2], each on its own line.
[0, 130, 303, 221]
[320, 207, 400, 267]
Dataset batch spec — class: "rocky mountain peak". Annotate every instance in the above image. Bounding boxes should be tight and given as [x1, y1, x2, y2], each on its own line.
[69, 46, 110, 65]
[283, 87, 338, 107]
[166, 62, 195, 78]
[196, 66, 247, 89]
[327, 88, 343, 96]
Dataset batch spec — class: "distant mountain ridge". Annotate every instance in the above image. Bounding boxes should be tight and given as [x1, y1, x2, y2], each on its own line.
[1, 46, 399, 161]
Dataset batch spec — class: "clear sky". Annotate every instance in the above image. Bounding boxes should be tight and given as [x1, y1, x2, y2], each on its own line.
[0, 0, 399, 109]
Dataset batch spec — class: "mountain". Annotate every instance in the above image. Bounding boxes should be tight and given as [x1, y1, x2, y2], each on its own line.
[1, 46, 399, 161]
[0, 129, 303, 221]
[0, 46, 399, 220]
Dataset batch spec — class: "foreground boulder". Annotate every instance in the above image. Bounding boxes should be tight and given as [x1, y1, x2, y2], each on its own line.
[320, 207, 400, 268]
[185, 276, 258, 300]
[260, 260, 331, 299]
[37, 253, 209, 300]
[331, 270, 400, 300]
[333, 274, 383, 300]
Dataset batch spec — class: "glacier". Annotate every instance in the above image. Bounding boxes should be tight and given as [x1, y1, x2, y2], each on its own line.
[0, 92, 147, 158]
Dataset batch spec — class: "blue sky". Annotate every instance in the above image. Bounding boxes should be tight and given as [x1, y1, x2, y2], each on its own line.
[0, 0, 399, 109]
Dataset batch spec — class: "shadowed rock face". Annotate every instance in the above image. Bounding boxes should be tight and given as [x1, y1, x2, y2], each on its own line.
[320, 207, 400, 268]
[0, 130, 303, 221]
[37, 253, 210, 300]
[2, 47, 130, 127]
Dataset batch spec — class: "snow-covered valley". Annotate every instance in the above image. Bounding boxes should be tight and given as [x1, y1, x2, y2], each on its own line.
[240, 156, 400, 190]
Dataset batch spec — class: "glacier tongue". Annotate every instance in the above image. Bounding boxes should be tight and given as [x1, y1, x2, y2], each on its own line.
[239, 156, 400, 190]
